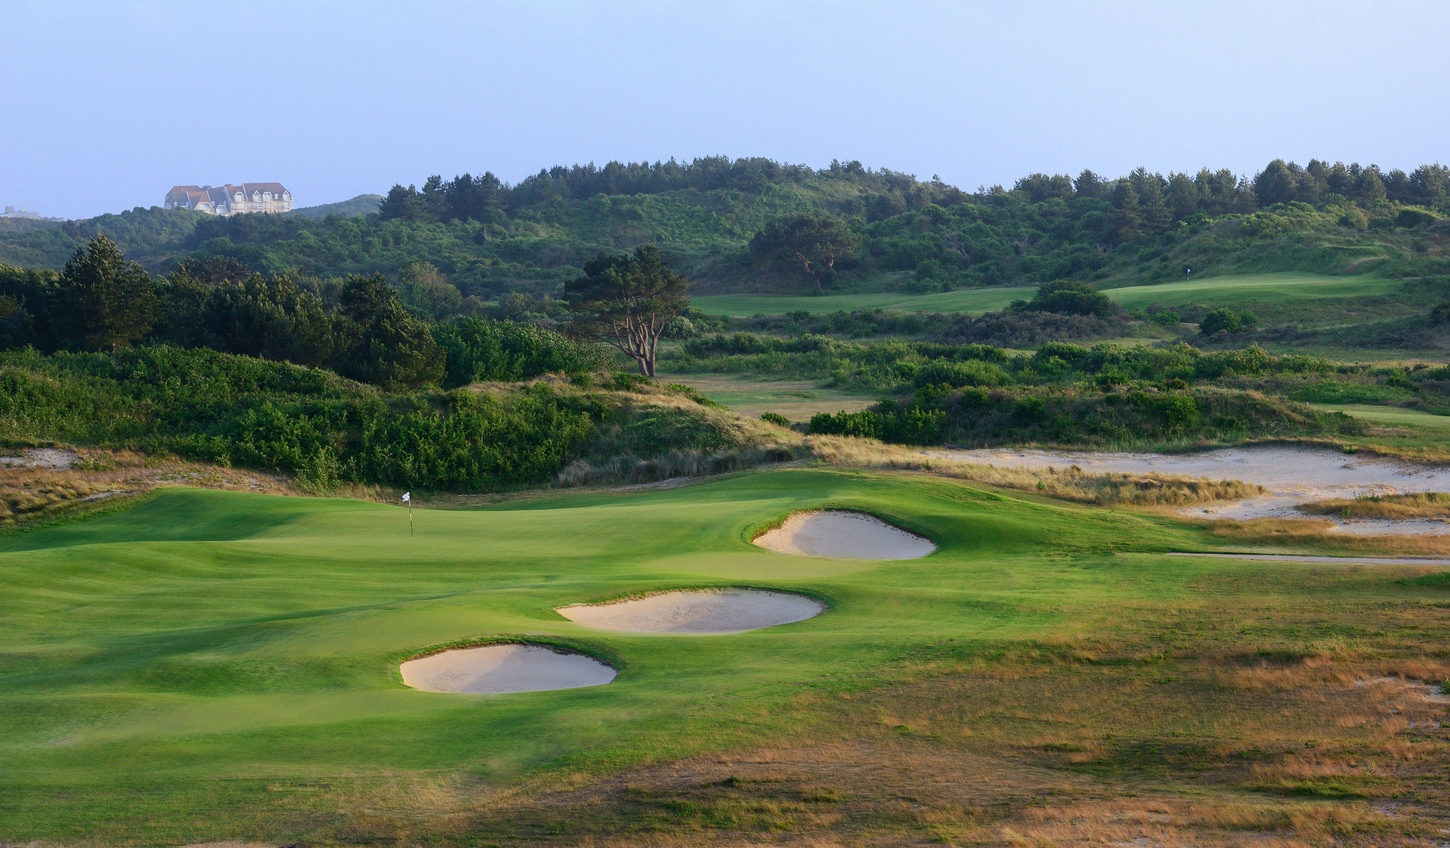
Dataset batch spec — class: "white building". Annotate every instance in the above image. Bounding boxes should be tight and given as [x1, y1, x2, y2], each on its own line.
[164, 183, 292, 215]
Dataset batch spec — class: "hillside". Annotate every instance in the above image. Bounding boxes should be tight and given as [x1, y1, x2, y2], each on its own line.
[284, 193, 384, 220]
[0, 158, 1445, 303]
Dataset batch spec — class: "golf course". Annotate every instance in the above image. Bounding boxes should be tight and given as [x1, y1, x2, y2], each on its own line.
[5, 466, 1450, 845]
[691, 272, 1405, 325]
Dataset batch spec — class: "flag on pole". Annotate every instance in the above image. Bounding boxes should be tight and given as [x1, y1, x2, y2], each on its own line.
[402, 492, 411, 503]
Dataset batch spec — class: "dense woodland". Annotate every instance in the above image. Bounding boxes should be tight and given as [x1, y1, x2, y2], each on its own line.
[1, 157, 1446, 301]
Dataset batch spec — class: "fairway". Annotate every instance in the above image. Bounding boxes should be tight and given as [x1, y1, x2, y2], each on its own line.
[5, 469, 1450, 844]
[1306, 402, 1450, 429]
[692, 272, 1398, 318]
[691, 286, 1034, 316]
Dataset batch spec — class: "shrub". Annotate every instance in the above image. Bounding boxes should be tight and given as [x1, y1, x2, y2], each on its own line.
[1017, 280, 1119, 318]
[1200, 308, 1259, 336]
[434, 316, 607, 387]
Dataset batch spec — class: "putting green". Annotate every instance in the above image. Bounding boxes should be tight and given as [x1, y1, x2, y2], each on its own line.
[0, 467, 1427, 841]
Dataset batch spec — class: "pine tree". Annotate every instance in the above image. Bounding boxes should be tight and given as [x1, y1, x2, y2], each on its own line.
[57, 235, 157, 351]
[1111, 181, 1143, 243]
[1129, 168, 1172, 235]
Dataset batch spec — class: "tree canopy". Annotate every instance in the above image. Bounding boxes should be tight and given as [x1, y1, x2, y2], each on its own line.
[749, 212, 861, 293]
[565, 245, 690, 376]
[56, 235, 157, 351]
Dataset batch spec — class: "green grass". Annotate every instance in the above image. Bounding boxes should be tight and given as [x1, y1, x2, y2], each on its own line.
[3, 469, 1449, 843]
[691, 286, 1034, 316]
[660, 374, 879, 421]
[1305, 403, 1450, 430]
[692, 272, 1402, 323]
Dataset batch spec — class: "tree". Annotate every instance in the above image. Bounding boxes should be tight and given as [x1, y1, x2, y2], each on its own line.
[397, 261, 464, 321]
[1253, 159, 1296, 207]
[56, 235, 157, 351]
[1073, 169, 1105, 198]
[334, 273, 444, 389]
[205, 274, 335, 366]
[1165, 172, 1202, 221]
[1110, 180, 1143, 243]
[1128, 168, 1171, 234]
[750, 212, 860, 293]
[1354, 167, 1387, 204]
[565, 244, 690, 377]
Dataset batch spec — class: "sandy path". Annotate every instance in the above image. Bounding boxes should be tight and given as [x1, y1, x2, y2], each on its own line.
[0, 447, 77, 469]
[933, 446, 1450, 535]
[400, 644, 615, 694]
[558, 589, 823, 633]
[754, 510, 936, 559]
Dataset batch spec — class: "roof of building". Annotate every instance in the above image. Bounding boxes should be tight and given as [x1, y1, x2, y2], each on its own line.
[167, 182, 290, 208]
[242, 182, 289, 196]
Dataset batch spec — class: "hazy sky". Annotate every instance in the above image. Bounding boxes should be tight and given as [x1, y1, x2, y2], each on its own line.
[4, 0, 1448, 219]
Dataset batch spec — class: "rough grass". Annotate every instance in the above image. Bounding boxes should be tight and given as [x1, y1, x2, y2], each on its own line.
[807, 435, 1263, 506]
[1204, 516, 1450, 555]
[0, 449, 297, 527]
[556, 382, 809, 486]
[1299, 492, 1450, 520]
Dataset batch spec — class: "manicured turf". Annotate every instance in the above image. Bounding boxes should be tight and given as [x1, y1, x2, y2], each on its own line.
[3, 469, 1448, 843]
[690, 286, 1033, 316]
[691, 272, 1397, 319]
[1306, 402, 1450, 430]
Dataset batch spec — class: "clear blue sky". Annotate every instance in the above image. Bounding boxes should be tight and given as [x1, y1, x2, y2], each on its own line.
[4, 0, 1447, 219]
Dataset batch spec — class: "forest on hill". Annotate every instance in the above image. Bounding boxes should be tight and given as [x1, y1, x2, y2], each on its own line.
[0, 157, 1446, 304]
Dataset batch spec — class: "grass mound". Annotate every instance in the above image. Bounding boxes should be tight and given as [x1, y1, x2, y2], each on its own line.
[1298, 491, 1450, 520]
[4, 468, 1450, 844]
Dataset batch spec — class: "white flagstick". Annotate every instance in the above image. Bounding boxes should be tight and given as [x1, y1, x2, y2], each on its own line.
[403, 492, 412, 535]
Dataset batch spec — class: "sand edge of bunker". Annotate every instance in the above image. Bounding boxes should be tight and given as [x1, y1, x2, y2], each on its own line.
[557, 587, 827, 634]
[400, 637, 620, 689]
[751, 509, 937, 560]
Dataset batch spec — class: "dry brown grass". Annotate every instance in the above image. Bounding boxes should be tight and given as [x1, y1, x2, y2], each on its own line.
[1300, 492, 1450, 520]
[436, 628, 1450, 846]
[542, 379, 810, 487]
[0, 448, 300, 527]
[807, 435, 1263, 507]
[1204, 517, 1450, 555]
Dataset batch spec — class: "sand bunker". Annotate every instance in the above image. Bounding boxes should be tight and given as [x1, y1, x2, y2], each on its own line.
[558, 589, 823, 634]
[400, 643, 615, 694]
[753, 510, 936, 559]
[935, 446, 1450, 536]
